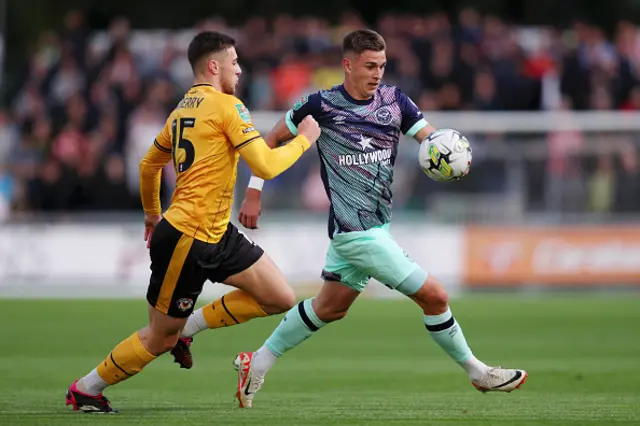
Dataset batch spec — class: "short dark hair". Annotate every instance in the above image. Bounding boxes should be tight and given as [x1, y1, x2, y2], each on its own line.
[187, 31, 236, 70]
[342, 29, 386, 56]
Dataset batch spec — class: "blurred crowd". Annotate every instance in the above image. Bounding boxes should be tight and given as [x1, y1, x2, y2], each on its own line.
[2, 9, 640, 220]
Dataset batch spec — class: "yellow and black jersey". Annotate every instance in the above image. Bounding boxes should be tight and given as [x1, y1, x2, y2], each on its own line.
[139, 84, 311, 243]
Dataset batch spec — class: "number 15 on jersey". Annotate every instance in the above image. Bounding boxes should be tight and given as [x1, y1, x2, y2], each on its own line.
[171, 118, 196, 173]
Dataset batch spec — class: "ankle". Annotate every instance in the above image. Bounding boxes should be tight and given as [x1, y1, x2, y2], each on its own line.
[77, 369, 108, 396]
[252, 346, 278, 375]
[461, 356, 490, 382]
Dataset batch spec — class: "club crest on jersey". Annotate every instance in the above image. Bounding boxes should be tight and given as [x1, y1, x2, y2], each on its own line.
[293, 95, 308, 111]
[235, 104, 252, 123]
[177, 298, 194, 312]
[375, 107, 393, 125]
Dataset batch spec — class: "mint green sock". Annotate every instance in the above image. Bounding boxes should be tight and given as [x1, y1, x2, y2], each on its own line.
[424, 308, 473, 364]
[265, 299, 326, 357]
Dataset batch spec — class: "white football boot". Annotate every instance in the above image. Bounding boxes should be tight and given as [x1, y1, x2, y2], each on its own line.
[233, 352, 265, 408]
[472, 367, 528, 393]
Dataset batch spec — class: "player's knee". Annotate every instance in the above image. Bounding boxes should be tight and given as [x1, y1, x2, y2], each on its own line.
[411, 276, 449, 312]
[428, 285, 449, 308]
[313, 303, 348, 323]
[270, 291, 297, 314]
[141, 328, 181, 355]
[156, 333, 181, 354]
[279, 288, 297, 312]
[260, 287, 296, 314]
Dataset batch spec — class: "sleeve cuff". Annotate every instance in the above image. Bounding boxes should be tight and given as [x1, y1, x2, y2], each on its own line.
[405, 118, 428, 138]
[296, 134, 310, 150]
[285, 110, 299, 136]
[248, 176, 265, 191]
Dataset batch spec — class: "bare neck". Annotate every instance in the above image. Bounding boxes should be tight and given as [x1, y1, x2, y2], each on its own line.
[343, 78, 370, 101]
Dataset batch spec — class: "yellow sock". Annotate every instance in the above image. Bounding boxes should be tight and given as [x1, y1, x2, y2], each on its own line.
[96, 332, 156, 385]
[202, 289, 267, 328]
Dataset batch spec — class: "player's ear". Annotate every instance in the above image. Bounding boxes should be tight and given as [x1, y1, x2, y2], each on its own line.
[342, 57, 351, 74]
[208, 59, 220, 76]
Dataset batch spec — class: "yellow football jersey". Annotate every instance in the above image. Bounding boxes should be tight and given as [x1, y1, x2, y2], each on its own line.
[140, 84, 262, 243]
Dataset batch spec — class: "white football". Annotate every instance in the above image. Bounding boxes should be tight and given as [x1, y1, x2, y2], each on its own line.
[418, 129, 472, 182]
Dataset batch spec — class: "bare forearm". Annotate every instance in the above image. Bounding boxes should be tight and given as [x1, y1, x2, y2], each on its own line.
[413, 124, 437, 143]
[264, 131, 279, 148]
[264, 116, 296, 148]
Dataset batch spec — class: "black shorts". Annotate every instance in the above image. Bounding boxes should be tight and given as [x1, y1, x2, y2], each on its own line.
[146, 219, 264, 318]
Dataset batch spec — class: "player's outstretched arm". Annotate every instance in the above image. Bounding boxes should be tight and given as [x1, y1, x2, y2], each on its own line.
[396, 88, 437, 143]
[264, 116, 297, 148]
[239, 94, 320, 229]
[412, 124, 437, 143]
[237, 115, 320, 180]
[238, 135, 309, 180]
[238, 115, 319, 229]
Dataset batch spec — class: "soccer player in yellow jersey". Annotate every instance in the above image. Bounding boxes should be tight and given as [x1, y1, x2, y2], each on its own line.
[65, 31, 320, 413]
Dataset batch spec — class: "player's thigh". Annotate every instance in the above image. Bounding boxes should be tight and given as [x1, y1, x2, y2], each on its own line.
[146, 219, 208, 319]
[207, 224, 294, 308]
[224, 253, 294, 305]
[334, 226, 427, 296]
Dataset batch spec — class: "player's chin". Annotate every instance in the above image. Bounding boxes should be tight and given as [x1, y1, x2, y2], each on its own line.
[366, 83, 379, 95]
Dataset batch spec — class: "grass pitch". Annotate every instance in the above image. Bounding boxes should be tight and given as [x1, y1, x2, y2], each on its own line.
[1, 295, 639, 425]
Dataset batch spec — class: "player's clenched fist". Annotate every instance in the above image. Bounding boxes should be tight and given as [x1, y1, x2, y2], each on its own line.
[297, 115, 321, 144]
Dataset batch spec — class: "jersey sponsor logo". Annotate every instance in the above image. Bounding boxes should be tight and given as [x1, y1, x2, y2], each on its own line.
[375, 107, 393, 125]
[235, 104, 252, 123]
[338, 148, 392, 166]
[293, 95, 308, 111]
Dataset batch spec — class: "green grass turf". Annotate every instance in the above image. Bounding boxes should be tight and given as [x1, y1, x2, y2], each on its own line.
[1, 295, 639, 425]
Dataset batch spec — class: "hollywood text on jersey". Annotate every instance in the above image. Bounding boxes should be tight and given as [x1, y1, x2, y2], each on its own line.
[337, 148, 392, 167]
